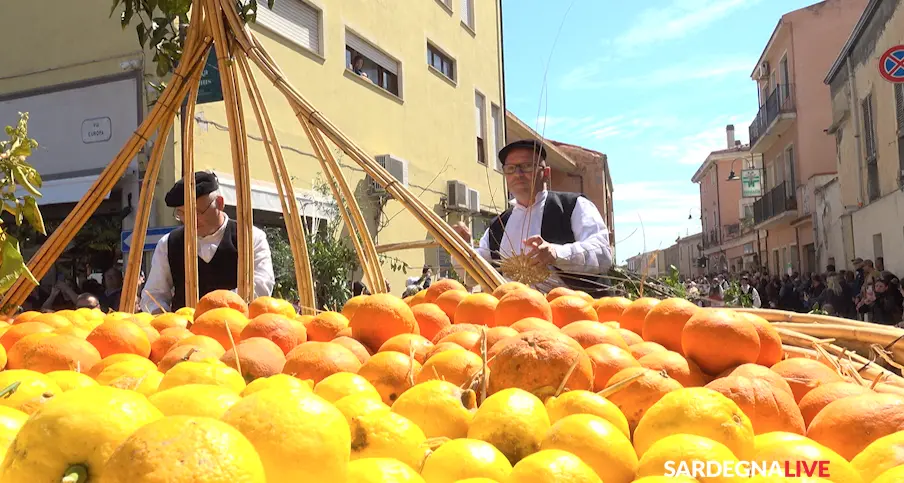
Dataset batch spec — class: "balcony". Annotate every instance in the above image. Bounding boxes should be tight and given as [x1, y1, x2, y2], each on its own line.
[749, 84, 796, 153]
[702, 229, 720, 251]
[753, 181, 798, 227]
[722, 223, 741, 241]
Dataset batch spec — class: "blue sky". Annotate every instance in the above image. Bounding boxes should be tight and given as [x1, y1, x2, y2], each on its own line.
[501, 0, 816, 264]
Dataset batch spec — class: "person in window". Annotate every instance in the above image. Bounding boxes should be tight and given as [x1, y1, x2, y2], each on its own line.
[140, 171, 275, 313]
[450, 139, 613, 297]
[351, 55, 369, 80]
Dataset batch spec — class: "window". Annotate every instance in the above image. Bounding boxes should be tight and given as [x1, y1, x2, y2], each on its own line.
[873, 233, 884, 260]
[739, 200, 753, 220]
[256, 0, 322, 55]
[427, 43, 455, 81]
[461, 0, 475, 29]
[475, 91, 487, 165]
[346, 30, 401, 97]
[863, 94, 879, 201]
[491, 104, 503, 170]
[784, 145, 795, 199]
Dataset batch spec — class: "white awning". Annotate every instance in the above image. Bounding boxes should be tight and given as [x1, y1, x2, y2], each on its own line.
[15, 175, 109, 206]
[213, 172, 335, 220]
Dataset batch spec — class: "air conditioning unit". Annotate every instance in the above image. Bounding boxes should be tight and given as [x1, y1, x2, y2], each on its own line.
[757, 61, 770, 80]
[467, 188, 480, 213]
[368, 154, 409, 195]
[447, 180, 470, 211]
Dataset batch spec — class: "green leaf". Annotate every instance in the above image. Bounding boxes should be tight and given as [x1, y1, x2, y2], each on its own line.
[267, 0, 275, 8]
[137, 22, 148, 46]
[155, 55, 171, 77]
[122, 0, 134, 27]
[12, 167, 40, 197]
[110, 0, 122, 18]
[22, 197, 44, 235]
[0, 236, 37, 294]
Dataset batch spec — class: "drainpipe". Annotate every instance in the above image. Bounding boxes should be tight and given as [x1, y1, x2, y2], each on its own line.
[846, 57, 864, 205]
[795, 225, 802, 273]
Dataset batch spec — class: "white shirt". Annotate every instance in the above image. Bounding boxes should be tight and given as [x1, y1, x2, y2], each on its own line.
[140, 218, 275, 312]
[456, 190, 613, 292]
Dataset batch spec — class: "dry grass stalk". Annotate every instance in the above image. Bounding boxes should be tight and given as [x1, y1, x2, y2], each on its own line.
[773, 322, 904, 363]
[596, 371, 646, 399]
[375, 240, 441, 254]
[407, 343, 416, 389]
[224, 316, 242, 377]
[143, 291, 168, 314]
[871, 372, 888, 390]
[498, 255, 550, 286]
[870, 343, 904, 373]
[555, 358, 580, 397]
[480, 326, 488, 404]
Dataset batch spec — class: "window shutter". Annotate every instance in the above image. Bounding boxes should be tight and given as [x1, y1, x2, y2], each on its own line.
[475, 93, 485, 138]
[895, 84, 904, 133]
[257, 0, 320, 53]
[346, 32, 399, 75]
[461, 0, 473, 26]
[863, 95, 876, 158]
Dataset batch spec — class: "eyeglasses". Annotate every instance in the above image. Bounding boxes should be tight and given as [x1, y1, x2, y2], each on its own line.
[174, 197, 216, 223]
[502, 163, 539, 175]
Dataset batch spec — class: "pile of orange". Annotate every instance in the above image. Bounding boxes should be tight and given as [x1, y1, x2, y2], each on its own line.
[0, 285, 901, 482]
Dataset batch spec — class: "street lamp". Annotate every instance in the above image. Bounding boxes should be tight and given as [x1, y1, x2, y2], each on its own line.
[727, 158, 742, 181]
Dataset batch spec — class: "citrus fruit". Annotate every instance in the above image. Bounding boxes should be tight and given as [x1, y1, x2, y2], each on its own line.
[637, 350, 708, 387]
[754, 432, 862, 483]
[487, 331, 592, 395]
[335, 393, 391, 422]
[541, 413, 637, 483]
[705, 375, 805, 435]
[349, 411, 427, 469]
[681, 309, 759, 375]
[770, 358, 845, 403]
[282, 341, 362, 383]
[602, 366, 682, 433]
[242, 373, 313, 396]
[157, 359, 246, 394]
[45, 370, 97, 392]
[190, 307, 250, 349]
[544, 389, 629, 437]
[86, 319, 151, 358]
[358, 350, 422, 405]
[347, 458, 425, 483]
[585, 343, 641, 389]
[468, 388, 550, 464]
[148, 383, 242, 418]
[411, 303, 451, 341]
[507, 449, 602, 482]
[314, 372, 380, 403]
[641, 297, 699, 352]
[241, 313, 305, 355]
[851, 431, 904, 483]
[195, 289, 249, 318]
[417, 348, 483, 387]
[350, 294, 420, 353]
[454, 293, 499, 326]
[420, 438, 513, 483]
[807, 392, 904, 460]
[248, 296, 296, 318]
[494, 289, 553, 327]
[220, 337, 287, 382]
[0, 369, 62, 414]
[391, 379, 476, 439]
[635, 433, 737, 482]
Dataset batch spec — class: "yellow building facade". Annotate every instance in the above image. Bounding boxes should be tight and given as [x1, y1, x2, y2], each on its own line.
[0, 0, 507, 294]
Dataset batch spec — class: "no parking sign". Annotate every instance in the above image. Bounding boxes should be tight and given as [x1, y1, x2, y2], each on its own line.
[880, 45, 904, 83]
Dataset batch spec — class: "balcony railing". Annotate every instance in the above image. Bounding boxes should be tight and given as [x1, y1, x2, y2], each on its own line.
[749, 83, 795, 148]
[753, 181, 797, 225]
[702, 229, 720, 250]
[723, 223, 741, 240]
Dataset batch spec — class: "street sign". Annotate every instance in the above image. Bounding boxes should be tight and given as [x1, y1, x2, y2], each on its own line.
[197, 47, 224, 104]
[741, 169, 764, 198]
[121, 226, 178, 254]
[879, 45, 904, 83]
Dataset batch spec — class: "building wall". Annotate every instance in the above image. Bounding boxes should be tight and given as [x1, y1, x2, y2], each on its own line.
[852, 191, 904, 275]
[814, 178, 846, 271]
[677, 234, 703, 279]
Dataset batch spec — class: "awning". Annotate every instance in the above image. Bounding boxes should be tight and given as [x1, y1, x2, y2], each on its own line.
[213, 172, 336, 220]
[15, 175, 108, 206]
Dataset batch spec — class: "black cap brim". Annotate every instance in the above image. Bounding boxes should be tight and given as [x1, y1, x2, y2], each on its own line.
[165, 171, 220, 207]
[498, 139, 547, 166]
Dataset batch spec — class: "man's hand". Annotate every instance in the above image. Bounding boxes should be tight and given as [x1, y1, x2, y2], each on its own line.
[524, 235, 557, 267]
[452, 222, 471, 243]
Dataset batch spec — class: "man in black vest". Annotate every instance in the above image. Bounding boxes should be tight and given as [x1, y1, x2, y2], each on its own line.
[140, 171, 275, 312]
[452, 139, 613, 296]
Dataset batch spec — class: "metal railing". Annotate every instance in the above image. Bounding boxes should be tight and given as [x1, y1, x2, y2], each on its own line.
[749, 83, 795, 147]
[702, 229, 720, 250]
[753, 181, 797, 224]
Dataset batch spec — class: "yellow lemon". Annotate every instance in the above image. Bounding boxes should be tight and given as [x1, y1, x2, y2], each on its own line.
[242, 373, 313, 396]
[0, 386, 162, 482]
[544, 390, 629, 437]
[175, 307, 195, 318]
[335, 392, 391, 421]
[0, 344, 6, 370]
[157, 359, 245, 394]
[315, 372, 381, 403]
[0, 369, 62, 414]
[875, 466, 904, 483]
[420, 438, 513, 483]
[222, 388, 350, 481]
[94, 360, 159, 392]
[507, 449, 601, 483]
[632, 476, 701, 483]
[75, 307, 104, 321]
[103, 312, 133, 324]
[45, 370, 98, 392]
[54, 310, 88, 328]
[636, 434, 737, 483]
[852, 431, 904, 482]
[99, 415, 266, 483]
[349, 411, 427, 470]
[129, 312, 155, 326]
[347, 458, 425, 483]
[468, 388, 550, 464]
[88, 353, 156, 378]
[633, 387, 755, 459]
[754, 432, 862, 483]
[55, 325, 91, 339]
[0, 406, 28, 463]
[451, 479, 500, 483]
[149, 384, 242, 418]
[540, 414, 637, 483]
[392, 380, 476, 439]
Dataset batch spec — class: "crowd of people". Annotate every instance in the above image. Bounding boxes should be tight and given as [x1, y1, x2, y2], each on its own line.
[683, 257, 904, 326]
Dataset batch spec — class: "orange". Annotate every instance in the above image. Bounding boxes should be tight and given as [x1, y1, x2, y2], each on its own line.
[8, 334, 101, 374]
[796, 381, 871, 428]
[417, 348, 483, 387]
[331, 336, 371, 364]
[305, 311, 349, 342]
[629, 342, 668, 360]
[221, 337, 287, 382]
[638, 351, 708, 387]
[149, 327, 193, 363]
[454, 293, 499, 327]
[571, 291, 594, 303]
[681, 308, 759, 375]
[705, 375, 805, 435]
[195, 289, 249, 318]
[411, 303, 451, 341]
[157, 345, 221, 373]
[282, 341, 362, 383]
[424, 342, 465, 360]
[437, 330, 482, 354]
[432, 323, 480, 344]
[349, 294, 420, 353]
[248, 296, 296, 318]
[737, 312, 783, 366]
[641, 298, 699, 353]
[379, 334, 434, 364]
[585, 343, 641, 389]
[241, 313, 306, 355]
[720, 363, 794, 397]
[141, 325, 161, 346]
[510, 317, 559, 333]
[357, 350, 422, 405]
[435, 290, 468, 320]
[0, 322, 54, 351]
[592, 297, 632, 322]
[86, 319, 152, 358]
[545, 287, 576, 302]
[495, 289, 553, 327]
[341, 295, 368, 320]
[407, 290, 427, 307]
[617, 328, 644, 346]
[560, 321, 628, 350]
[488, 330, 592, 396]
[549, 296, 598, 328]
[486, 326, 519, 349]
[425, 279, 467, 303]
[13, 311, 42, 324]
[770, 358, 843, 403]
[88, 353, 154, 378]
[807, 392, 904, 460]
[603, 367, 683, 434]
[172, 335, 226, 358]
[618, 297, 660, 335]
[189, 307, 250, 350]
[150, 313, 191, 332]
[31, 313, 71, 329]
[492, 281, 529, 299]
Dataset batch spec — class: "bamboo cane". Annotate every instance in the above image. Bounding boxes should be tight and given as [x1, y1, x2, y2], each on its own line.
[772, 322, 904, 362]
[777, 327, 903, 381]
[235, 53, 316, 313]
[781, 345, 898, 383]
[375, 240, 442, 254]
[181, 71, 203, 309]
[736, 308, 878, 328]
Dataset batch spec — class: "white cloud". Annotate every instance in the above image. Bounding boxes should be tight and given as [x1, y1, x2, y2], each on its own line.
[650, 114, 755, 166]
[561, 56, 754, 91]
[612, 181, 703, 263]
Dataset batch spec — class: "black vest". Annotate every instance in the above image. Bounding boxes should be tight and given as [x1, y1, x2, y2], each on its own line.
[167, 219, 240, 310]
[487, 191, 610, 297]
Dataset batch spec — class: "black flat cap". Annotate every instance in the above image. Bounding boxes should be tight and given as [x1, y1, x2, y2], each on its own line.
[165, 171, 219, 207]
[498, 139, 547, 165]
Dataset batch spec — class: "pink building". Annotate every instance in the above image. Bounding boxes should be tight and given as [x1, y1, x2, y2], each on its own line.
[747, 0, 868, 275]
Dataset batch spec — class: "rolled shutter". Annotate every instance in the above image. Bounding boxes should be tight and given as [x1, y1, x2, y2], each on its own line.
[256, 0, 320, 53]
[346, 32, 399, 75]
